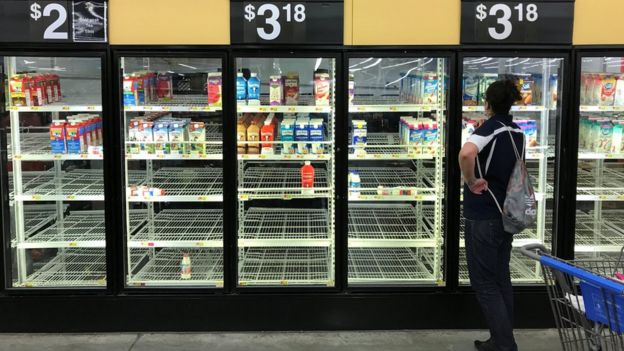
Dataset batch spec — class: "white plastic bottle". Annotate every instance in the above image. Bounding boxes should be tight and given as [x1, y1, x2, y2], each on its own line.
[350, 171, 361, 198]
[180, 253, 192, 280]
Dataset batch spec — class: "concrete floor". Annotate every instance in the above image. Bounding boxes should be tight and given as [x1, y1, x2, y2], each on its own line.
[0, 330, 561, 351]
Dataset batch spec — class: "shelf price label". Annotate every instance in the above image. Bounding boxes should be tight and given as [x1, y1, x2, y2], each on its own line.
[461, 1, 574, 44]
[231, 1, 343, 45]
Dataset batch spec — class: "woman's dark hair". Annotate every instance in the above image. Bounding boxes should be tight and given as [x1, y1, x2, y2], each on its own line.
[485, 79, 522, 115]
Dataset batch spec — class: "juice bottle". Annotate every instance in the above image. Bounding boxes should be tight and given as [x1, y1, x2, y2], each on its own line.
[180, 254, 192, 280]
[301, 161, 315, 195]
[208, 72, 222, 107]
[261, 114, 275, 154]
[247, 116, 261, 154]
[237, 119, 248, 154]
[314, 69, 330, 106]
[236, 72, 247, 105]
[247, 73, 261, 106]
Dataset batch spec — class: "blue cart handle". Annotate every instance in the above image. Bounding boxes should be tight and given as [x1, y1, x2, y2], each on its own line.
[520, 244, 550, 261]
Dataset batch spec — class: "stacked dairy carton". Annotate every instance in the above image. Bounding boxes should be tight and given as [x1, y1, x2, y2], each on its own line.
[580, 116, 624, 154]
[127, 113, 207, 156]
[398, 116, 439, 155]
[49, 114, 103, 154]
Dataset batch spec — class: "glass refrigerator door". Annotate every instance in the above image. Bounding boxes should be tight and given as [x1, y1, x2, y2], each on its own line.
[235, 56, 336, 287]
[460, 56, 563, 284]
[575, 57, 624, 259]
[346, 57, 447, 286]
[1, 55, 105, 288]
[121, 57, 224, 288]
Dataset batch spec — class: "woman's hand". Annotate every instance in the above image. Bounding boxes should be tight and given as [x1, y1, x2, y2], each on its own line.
[467, 177, 488, 194]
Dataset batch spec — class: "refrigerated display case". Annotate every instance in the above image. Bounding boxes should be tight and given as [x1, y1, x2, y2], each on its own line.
[346, 56, 448, 286]
[120, 56, 224, 287]
[235, 55, 337, 287]
[1, 54, 107, 288]
[574, 55, 624, 257]
[459, 55, 564, 284]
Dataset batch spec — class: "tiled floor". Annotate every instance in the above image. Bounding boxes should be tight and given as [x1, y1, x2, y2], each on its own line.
[0, 330, 561, 351]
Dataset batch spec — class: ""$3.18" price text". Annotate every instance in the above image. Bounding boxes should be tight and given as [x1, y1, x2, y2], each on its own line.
[476, 3, 539, 40]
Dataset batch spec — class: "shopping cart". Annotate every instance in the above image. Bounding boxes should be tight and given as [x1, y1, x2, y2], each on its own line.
[520, 244, 624, 351]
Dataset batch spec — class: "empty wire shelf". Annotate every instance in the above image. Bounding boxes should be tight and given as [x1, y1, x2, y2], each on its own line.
[239, 167, 331, 200]
[20, 248, 107, 288]
[124, 94, 222, 112]
[238, 248, 332, 286]
[239, 208, 330, 247]
[128, 167, 223, 202]
[348, 204, 436, 247]
[128, 248, 223, 287]
[129, 209, 223, 248]
[19, 210, 147, 249]
[574, 210, 624, 252]
[348, 167, 437, 201]
[21, 205, 61, 236]
[348, 248, 436, 284]
[19, 169, 105, 201]
[576, 167, 624, 200]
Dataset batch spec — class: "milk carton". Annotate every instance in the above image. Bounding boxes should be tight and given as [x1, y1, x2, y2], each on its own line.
[295, 118, 310, 154]
[188, 122, 206, 155]
[352, 120, 367, 155]
[463, 75, 479, 106]
[309, 118, 325, 154]
[139, 121, 155, 154]
[422, 120, 438, 155]
[285, 73, 300, 106]
[49, 120, 67, 154]
[596, 120, 614, 153]
[612, 121, 624, 154]
[280, 118, 296, 154]
[207, 72, 223, 107]
[421, 73, 438, 105]
[153, 121, 170, 155]
[66, 121, 86, 154]
[269, 75, 283, 106]
[169, 120, 187, 155]
[601, 75, 617, 106]
[408, 121, 423, 154]
[615, 75, 624, 107]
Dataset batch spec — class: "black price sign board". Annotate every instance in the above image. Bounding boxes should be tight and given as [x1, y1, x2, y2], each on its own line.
[461, 1, 574, 44]
[231, 0, 343, 45]
[0, 0, 107, 43]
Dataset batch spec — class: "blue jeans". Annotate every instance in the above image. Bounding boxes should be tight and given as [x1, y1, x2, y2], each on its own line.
[465, 219, 518, 351]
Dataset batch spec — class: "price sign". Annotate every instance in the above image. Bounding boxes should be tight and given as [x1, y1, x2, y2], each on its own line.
[231, 1, 343, 45]
[0, 1, 107, 43]
[461, 1, 574, 44]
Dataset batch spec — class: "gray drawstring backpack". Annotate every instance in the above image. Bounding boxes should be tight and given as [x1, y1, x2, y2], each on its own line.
[477, 122, 537, 234]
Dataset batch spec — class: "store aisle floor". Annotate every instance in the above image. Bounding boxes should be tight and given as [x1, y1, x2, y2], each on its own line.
[0, 330, 561, 351]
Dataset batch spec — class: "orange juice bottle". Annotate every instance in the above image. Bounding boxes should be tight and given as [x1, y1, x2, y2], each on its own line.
[247, 115, 261, 154]
[237, 120, 248, 154]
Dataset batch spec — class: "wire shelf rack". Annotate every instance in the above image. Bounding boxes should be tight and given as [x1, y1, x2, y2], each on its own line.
[239, 208, 330, 247]
[239, 167, 331, 200]
[20, 248, 107, 288]
[574, 210, 624, 252]
[18, 210, 147, 249]
[349, 96, 442, 112]
[129, 209, 223, 248]
[22, 205, 61, 236]
[238, 248, 332, 286]
[9, 170, 56, 201]
[124, 94, 222, 112]
[128, 167, 222, 202]
[576, 167, 624, 200]
[459, 249, 540, 284]
[128, 248, 223, 286]
[348, 204, 436, 247]
[8, 129, 103, 161]
[238, 95, 332, 113]
[19, 169, 105, 201]
[348, 133, 437, 160]
[348, 248, 436, 284]
[348, 167, 437, 201]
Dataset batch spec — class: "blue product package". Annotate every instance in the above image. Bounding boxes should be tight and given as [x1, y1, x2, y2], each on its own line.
[295, 119, 310, 154]
[236, 73, 247, 102]
[309, 118, 325, 154]
[247, 73, 260, 104]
